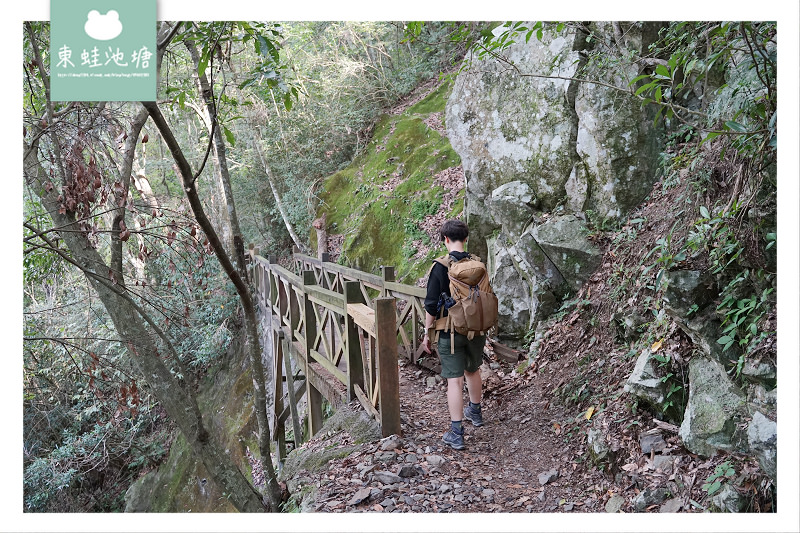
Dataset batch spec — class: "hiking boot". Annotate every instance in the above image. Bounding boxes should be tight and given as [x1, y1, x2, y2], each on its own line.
[463, 405, 484, 427]
[442, 428, 465, 450]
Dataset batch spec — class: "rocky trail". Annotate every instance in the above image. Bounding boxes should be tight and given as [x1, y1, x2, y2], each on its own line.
[276, 347, 741, 514]
[285, 357, 596, 513]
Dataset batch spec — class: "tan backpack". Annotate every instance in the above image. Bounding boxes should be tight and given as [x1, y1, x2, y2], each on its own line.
[433, 254, 498, 353]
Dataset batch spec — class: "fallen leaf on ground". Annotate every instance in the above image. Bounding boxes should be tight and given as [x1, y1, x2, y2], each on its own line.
[650, 338, 664, 352]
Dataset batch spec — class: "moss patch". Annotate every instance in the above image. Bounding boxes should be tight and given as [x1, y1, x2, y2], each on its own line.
[318, 77, 463, 281]
[123, 335, 258, 512]
[406, 78, 453, 115]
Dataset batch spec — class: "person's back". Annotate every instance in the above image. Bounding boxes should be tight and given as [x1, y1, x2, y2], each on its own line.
[422, 219, 488, 450]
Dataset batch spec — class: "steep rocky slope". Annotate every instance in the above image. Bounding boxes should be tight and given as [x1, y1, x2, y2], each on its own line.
[124, 334, 259, 512]
[315, 76, 465, 284]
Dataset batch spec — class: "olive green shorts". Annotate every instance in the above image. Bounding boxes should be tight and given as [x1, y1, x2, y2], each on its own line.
[437, 332, 486, 379]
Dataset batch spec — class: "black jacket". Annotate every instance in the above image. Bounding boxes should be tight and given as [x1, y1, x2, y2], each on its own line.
[424, 251, 471, 317]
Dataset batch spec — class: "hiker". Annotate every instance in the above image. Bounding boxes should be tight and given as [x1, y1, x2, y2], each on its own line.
[421, 219, 497, 450]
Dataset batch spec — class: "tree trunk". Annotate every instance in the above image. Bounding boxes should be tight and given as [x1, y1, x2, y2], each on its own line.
[251, 142, 310, 255]
[312, 213, 328, 259]
[24, 136, 268, 513]
[143, 100, 283, 511]
[25, 20, 268, 513]
[185, 39, 248, 279]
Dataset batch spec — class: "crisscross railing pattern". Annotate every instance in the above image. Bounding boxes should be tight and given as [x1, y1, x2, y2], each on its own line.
[249, 250, 403, 466]
[292, 252, 434, 369]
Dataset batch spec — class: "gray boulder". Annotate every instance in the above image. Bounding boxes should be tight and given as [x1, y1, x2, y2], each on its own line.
[587, 427, 610, 465]
[538, 468, 559, 485]
[486, 180, 536, 235]
[746, 383, 777, 413]
[373, 471, 403, 485]
[659, 497, 682, 513]
[681, 307, 742, 367]
[484, 215, 600, 343]
[446, 22, 663, 259]
[124, 470, 161, 512]
[613, 311, 648, 342]
[710, 483, 748, 513]
[741, 359, 777, 389]
[516, 227, 567, 289]
[663, 271, 740, 367]
[425, 454, 446, 467]
[280, 404, 380, 484]
[530, 215, 602, 291]
[633, 487, 669, 512]
[639, 433, 667, 454]
[651, 455, 675, 475]
[486, 228, 566, 347]
[747, 411, 777, 481]
[663, 270, 714, 315]
[624, 349, 679, 420]
[574, 24, 662, 221]
[447, 25, 580, 248]
[375, 451, 397, 463]
[605, 494, 625, 513]
[489, 244, 535, 342]
[679, 356, 748, 457]
[379, 435, 402, 451]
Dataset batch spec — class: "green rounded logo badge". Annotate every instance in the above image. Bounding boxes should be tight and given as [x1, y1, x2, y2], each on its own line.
[51, 0, 156, 101]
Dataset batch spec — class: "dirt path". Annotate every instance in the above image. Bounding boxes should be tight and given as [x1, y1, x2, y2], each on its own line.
[303, 356, 608, 513]
[395, 359, 607, 512]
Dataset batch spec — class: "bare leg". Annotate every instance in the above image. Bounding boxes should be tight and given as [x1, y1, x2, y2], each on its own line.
[447, 376, 465, 421]
[464, 369, 482, 404]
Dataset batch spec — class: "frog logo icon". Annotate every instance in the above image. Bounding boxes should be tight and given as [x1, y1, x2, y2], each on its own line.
[84, 10, 123, 41]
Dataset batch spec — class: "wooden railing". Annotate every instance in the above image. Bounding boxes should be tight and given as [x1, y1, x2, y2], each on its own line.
[249, 250, 430, 465]
[293, 252, 432, 367]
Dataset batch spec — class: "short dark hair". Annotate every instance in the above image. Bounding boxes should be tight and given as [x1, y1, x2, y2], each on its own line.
[440, 219, 468, 243]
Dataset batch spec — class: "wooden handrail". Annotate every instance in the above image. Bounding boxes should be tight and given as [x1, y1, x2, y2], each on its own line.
[293, 252, 384, 288]
[248, 248, 426, 459]
[384, 281, 427, 299]
[293, 252, 427, 300]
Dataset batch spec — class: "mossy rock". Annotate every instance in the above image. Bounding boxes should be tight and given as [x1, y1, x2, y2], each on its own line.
[124, 434, 237, 513]
[317, 76, 463, 282]
[278, 404, 380, 483]
[406, 79, 453, 115]
[278, 405, 381, 481]
[124, 335, 259, 512]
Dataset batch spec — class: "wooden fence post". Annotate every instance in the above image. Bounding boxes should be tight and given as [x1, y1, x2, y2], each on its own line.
[281, 332, 304, 450]
[320, 253, 331, 289]
[274, 330, 287, 463]
[375, 296, 401, 437]
[268, 255, 279, 312]
[344, 281, 366, 402]
[302, 270, 323, 438]
[260, 258, 267, 307]
[381, 266, 395, 297]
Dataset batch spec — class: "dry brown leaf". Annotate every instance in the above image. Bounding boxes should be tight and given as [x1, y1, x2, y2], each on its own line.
[650, 338, 664, 352]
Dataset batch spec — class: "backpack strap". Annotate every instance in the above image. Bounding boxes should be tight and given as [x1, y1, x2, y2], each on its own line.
[425, 254, 451, 279]
[429, 254, 452, 334]
[434, 254, 452, 268]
